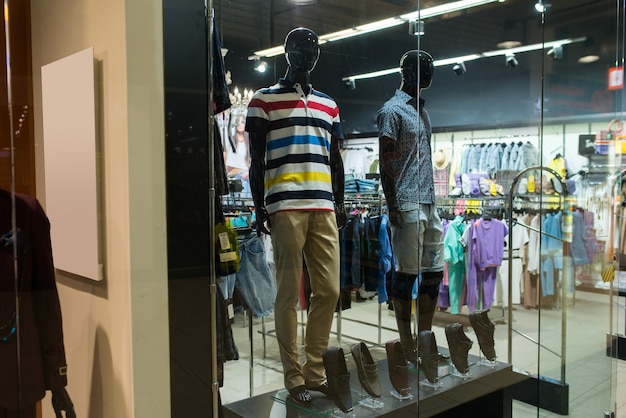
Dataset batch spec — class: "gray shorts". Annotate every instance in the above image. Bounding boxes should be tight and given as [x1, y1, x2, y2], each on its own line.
[391, 203, 444, 274]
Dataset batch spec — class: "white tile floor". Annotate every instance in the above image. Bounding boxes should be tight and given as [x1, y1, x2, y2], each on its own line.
[222, 289, 626, 417]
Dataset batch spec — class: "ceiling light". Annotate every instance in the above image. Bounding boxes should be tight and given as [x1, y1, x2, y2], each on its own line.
[409, 20, 425, 36]
[535, 1, 549, 13]
[345, 79, 356, 90]
[254, 60, 268, 73]
[497, 40, 522, 49]
[453, 62, 467, 75]
[578, 54, 600, 64]
[341, 37, 586, 82]
[250, 0, 507, 59]
[505, 53, 518, 67]
[287, 0, 318, 4]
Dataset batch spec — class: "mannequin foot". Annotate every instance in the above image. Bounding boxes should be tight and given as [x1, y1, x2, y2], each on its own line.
[287, 385, 312, 405]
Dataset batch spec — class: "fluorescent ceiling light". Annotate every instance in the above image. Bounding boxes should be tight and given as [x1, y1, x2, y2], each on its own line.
[250, 0, 506, 59]
[400, 0, 502, 20]
[342, 37, 586, 82]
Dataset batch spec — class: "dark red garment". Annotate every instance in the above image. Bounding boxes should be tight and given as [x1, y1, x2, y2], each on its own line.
[0, 189, 68, 411]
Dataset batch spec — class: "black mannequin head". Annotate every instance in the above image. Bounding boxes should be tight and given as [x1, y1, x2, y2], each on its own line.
[284, 27, 320, 73]
[400, 50, 434, 96]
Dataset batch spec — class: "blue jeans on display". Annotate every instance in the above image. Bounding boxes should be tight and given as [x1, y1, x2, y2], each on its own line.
[217, 232, 276, 318]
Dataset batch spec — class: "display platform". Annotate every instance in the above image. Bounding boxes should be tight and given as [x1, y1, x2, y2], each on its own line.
[223, 350, 528, 418]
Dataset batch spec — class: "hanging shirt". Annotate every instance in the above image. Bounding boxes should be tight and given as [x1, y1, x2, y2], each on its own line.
[473, 218, 509, 269]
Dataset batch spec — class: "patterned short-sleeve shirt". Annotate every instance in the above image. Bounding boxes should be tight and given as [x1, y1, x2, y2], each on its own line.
[377, 89, 435, 205]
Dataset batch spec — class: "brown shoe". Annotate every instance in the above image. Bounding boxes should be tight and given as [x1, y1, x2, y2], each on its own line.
[469, 309, 496, 361]
[445, 323, 473, 374]
[418, 331, 439, 384]
[350, 342, 381, 398]
[322, 347, 353, 413]
[385, 340, 410, 397]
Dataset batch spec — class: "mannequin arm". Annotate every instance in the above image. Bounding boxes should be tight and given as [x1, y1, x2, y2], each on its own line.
[248, 130, 270, 235]
[379, 135, 403, 227]
[330, 134, 346, 230]
[51, 387, 76, 418]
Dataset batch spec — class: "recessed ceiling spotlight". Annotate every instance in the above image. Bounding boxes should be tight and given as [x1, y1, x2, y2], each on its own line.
[452, 62, 467, 75]
[578, 54, 600, 64]
[506, 53, 518, 67]
[534, 1, 550, 12]
[254, 60, 269, 73]
[497, 40, 522, 49]
[547, 45, 563, 59]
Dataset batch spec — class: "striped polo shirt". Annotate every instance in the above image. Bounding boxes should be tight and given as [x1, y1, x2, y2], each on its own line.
[245, 78, 343, 215]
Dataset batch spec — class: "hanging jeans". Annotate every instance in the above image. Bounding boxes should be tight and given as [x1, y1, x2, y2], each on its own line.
[217, 232, 276, 318]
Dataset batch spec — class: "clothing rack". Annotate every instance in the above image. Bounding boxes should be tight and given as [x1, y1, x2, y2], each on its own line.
[333, 193, 395, 347]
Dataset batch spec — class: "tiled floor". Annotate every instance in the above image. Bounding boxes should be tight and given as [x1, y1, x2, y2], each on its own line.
[221, 289, 626, 417]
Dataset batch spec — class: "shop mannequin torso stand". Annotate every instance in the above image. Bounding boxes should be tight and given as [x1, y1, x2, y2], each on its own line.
[246, 27, 346, 407]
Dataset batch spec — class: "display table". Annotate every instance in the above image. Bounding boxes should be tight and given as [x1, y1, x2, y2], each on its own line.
[223, 351, 528, 418]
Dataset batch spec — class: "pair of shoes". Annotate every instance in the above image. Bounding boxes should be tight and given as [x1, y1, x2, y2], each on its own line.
[445, 323, 473, 374]
[287, 385, 311, 405]
[385, 340, 410, 396]
[469, 309, 496, 361]
[417, 331, 439, 384]
[322, 347, 353, 413]
[350, 342, 381, 398]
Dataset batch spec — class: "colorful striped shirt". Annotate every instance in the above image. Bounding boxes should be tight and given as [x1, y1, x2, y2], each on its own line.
[245, 79, 344, 214]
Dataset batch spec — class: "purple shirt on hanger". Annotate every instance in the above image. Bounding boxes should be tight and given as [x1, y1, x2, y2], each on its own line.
[473, 218, 508, 269]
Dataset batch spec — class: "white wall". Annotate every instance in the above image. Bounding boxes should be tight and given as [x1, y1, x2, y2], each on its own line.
[30, 0, 169, 417]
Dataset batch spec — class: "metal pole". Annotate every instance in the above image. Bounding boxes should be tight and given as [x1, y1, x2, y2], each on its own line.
[205, 3, 219, 417]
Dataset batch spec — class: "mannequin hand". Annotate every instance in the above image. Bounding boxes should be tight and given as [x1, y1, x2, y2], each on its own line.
[388, 209, 404, 228]
[51, 388, 76, 418]
[335, 205, 347, 231]
[255, 207, 271, 236]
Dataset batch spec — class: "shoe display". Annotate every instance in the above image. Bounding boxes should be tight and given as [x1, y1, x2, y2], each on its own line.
[385, 340, 411, 397]
[350, 342, 382, 398]
[322, 347, 354, 413]
[417, 330, 439, 384]
[444, 323, 473, 374]
[469, 309, 497, 361]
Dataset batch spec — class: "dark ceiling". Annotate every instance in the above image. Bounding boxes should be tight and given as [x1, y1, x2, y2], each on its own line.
[163, 0, 621, 133]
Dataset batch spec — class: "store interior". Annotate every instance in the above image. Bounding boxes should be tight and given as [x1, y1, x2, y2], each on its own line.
[161, 0, 626, 417]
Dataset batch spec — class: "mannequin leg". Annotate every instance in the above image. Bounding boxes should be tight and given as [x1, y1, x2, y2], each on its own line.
[417, 271, 443, 333]
[391, 271, 418, 366]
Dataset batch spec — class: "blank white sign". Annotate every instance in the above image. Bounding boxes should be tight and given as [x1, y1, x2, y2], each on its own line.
[42, 47, 102, 281]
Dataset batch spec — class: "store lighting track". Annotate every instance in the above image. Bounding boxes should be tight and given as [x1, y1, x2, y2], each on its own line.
[250, 0, 506, 59]
[341, 37, 586, 82]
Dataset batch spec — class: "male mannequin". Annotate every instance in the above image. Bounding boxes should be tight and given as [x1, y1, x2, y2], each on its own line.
[377, 50, 445, 366]
[0, 189, 76, 418]
[246, 27, 346, 405]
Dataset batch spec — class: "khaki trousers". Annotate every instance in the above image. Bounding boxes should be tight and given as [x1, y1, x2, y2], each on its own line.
[270, 210, 340, 389]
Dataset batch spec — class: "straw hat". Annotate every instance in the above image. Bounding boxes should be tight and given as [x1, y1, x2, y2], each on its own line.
[433, 149, 450, 170]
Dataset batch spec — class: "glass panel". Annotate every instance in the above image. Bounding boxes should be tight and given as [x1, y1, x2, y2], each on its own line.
[2, 0, 31, 412]
[204, 1, 623, 417]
